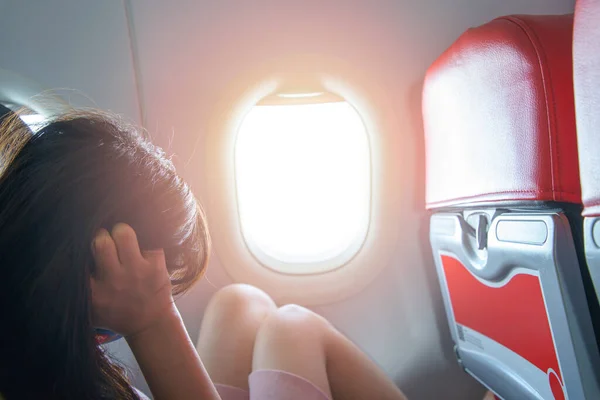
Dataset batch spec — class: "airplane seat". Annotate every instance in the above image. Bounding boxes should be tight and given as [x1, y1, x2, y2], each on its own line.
[574, 0, 600, 308]
[423, 14, 600, 400]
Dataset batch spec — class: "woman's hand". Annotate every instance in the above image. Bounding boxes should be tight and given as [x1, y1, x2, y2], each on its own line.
[90, 223, 174, 337]
[90, 223, 221, 399]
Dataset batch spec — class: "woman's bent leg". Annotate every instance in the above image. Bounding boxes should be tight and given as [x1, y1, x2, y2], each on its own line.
[197, 284, 277, 391]
[252, 304, 407, 400]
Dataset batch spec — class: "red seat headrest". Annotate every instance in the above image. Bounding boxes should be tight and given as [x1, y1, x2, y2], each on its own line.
[574, 0, 600, 217]
[423, 15, 579, 209]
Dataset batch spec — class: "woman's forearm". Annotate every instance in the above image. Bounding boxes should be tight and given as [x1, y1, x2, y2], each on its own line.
[126, 305, 221, 400]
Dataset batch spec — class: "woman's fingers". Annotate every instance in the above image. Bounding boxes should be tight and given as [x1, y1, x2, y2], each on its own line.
[92, 228, 120, 278]
[142, 249, 171, 292]
[89, 223, 173, 336]
[112, 223, 144, 267]
[142, 249, 166, 268]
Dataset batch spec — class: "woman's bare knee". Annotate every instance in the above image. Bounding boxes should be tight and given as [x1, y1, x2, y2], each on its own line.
[198, 284, 277, 350]
[254, 305, 331, 350]
[206, 284, 277, 318]
[253, 304, 333, 398]
[197, 284, 277, 390]
[198, 283, 277, 349]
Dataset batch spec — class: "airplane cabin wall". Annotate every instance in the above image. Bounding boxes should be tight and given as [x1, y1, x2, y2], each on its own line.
[0, 1, 141, 121]
[0, 0, 575, 398]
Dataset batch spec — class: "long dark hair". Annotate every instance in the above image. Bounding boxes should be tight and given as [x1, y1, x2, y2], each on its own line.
[0, 108, 210, 399]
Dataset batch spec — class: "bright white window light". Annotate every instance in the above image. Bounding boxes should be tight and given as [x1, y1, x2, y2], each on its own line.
[235, 100, 370, 272]
[277, 92, 324, 99]
[20, 114, 46, 132]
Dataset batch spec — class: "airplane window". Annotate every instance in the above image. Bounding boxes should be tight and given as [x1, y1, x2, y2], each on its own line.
[235, 98, 370, 272]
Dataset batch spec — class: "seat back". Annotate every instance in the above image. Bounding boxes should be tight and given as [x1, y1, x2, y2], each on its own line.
[424, 14, 600, 400]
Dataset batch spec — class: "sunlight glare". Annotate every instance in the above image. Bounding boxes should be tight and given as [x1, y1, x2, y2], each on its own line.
[277, 92, 324, 99]
[235, 101, 370, 266]
[20, 114, 46, 132]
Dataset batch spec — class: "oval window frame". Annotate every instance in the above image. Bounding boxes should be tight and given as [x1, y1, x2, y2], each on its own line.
[202, 57, 402, 305]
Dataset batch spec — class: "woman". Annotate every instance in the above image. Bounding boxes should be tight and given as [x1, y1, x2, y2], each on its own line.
[92, 225, 409, 400]
[0, 107, 408, 399]
[0, 109, 211, 399]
